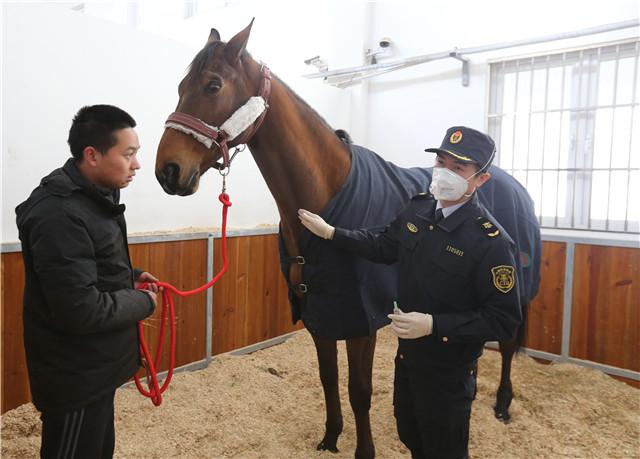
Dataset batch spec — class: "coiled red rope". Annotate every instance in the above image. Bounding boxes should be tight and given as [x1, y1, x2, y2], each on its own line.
[134, 192, 232, 406]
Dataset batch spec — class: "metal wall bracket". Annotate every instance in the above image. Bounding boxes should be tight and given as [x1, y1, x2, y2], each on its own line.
[449, 51, 470, 87]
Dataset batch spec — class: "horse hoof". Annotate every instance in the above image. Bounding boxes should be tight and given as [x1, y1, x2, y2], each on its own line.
[317, 440, 339, 453]
[355, 448, 375, 459]
[494, 409, 511, 423]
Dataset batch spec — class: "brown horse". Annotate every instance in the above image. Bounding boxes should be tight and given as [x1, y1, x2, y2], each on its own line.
[155, 21, 535, 457]
[155, 21, 377, 458]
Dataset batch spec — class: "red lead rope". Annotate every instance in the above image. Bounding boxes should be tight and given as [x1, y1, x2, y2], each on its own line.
[134, 192, 232, 406]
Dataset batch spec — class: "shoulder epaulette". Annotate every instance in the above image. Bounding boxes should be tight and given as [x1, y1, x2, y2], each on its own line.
[476, 216, 501, 238]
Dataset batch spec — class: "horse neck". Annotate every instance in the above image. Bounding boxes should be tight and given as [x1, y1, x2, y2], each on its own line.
[247, 75, 351, 255]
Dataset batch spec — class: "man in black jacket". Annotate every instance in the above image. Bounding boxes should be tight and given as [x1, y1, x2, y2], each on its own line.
[16, 105, 158, 459]
[300, 127, 521, 459]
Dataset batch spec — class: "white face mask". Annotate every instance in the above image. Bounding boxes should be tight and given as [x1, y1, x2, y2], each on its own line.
[429, 167, 480, 201]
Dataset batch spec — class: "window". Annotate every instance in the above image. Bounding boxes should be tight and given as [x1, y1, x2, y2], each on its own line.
[487, 40, 639, 234]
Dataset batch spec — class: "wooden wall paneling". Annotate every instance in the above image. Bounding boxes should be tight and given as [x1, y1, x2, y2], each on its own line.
[247, 236, 267, 344]
[264, 234, 301, 337]
[130, 240, 208, 373]
[251, 235, 303, 341]
[570, 245, 639, 371]
[263, 234, 281, 338]
[1, 253, 30, 414]
[162, 240, 208, 367]
[211, 235, 302, 356]
[524, 241, 566, 355]
[11, 235, 636, 414]
[212, 237, 239, 355]
[233, 236, 250, 351]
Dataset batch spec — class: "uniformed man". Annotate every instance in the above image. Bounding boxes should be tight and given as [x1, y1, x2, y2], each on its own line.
[298, 126, 521, 459]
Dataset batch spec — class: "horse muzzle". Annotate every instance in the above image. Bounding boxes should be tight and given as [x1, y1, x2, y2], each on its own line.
[156, 162, 200, 196]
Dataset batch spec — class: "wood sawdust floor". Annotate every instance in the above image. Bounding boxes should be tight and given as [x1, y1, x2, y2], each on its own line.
[2, 326, 639, 458]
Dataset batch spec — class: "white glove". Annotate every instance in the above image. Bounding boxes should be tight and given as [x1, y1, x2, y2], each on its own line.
[387, 311, 433, 339]
[298, 209, 335, 240]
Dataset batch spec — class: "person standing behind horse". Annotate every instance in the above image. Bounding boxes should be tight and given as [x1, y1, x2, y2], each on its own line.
[16, 105, 159, 459]
[299, 126, 521, 459]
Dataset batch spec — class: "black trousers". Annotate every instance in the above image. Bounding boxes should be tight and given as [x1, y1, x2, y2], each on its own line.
[393, 358, 476, 459]
[40, 390, 116, 459]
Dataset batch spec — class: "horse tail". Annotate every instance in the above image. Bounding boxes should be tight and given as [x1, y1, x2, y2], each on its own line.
[515, 301, 530, 350]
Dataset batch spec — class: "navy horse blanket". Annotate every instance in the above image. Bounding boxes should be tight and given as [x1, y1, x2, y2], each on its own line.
[279, 144, 541, 340]
[280, 145, 431, 339]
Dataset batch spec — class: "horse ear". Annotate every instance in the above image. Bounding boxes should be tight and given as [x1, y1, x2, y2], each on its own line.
[207, 28, 221, 45]
[224, 18, 254, 63]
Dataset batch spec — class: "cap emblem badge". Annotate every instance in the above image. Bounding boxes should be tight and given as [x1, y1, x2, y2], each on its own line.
[450, 130, 463, 144]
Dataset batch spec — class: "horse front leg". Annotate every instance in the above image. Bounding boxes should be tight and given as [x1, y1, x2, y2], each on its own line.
[346, 333, 377, 459]
[312, 335, 343, 453]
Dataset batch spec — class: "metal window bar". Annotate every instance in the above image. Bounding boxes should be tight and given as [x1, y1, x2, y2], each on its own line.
[490, 40, 640, 234]
[488, 102, 640, 117]
[605, 45, 621, 231]
[525, 57, 535, 190]
[510, 60, 521, 174]
[584, 49, 599, 230]
[539, 56, 551, 225]
[624, 42, 639, 232]
[569, 50, 585, 230]
[490, 68, 502, 160]
[184, 0, 197, 19]
[502, 167, 639, 172]
[555, 54, 568, 228]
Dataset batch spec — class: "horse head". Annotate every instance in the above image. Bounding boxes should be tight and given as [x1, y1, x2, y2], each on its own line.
[156, 20, 268, 196]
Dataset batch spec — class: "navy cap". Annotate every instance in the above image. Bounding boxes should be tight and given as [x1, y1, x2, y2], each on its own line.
[425, 126, 496, 167]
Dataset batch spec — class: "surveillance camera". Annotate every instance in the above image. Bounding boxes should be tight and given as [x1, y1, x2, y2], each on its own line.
[379, 37, 392, 48]
[304, 55, 320, 65]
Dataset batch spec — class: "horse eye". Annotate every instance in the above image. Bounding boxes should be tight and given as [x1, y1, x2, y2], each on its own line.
[206, 80, 222, 93]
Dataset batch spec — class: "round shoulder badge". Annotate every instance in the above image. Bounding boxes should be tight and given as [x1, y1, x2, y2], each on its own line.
[450, 130, 463, 144]
[406, 222, 419, 233]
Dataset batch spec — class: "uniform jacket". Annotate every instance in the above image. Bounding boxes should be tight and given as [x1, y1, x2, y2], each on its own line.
[15, 159, 154, 412]
[333, 193, 522, 372]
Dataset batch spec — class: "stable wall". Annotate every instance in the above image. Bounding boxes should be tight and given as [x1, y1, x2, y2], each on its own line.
[2, 233, 638, 414]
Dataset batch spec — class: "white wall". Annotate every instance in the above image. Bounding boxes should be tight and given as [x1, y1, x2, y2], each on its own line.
[2, 0, 638, 243]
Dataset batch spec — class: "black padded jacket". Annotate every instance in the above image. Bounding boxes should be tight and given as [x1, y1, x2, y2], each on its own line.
[15, 159, 154, 412]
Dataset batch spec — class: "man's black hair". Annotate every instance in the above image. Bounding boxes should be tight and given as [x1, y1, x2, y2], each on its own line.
[67, 105, 136, 161]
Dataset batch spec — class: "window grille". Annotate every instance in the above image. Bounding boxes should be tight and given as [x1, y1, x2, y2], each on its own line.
[487, 40, 639, 234]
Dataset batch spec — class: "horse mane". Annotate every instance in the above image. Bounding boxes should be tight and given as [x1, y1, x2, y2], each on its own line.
[186, 42, 223, 80]
[335, 129, 353, 145]
[273, 75, 339, 138]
